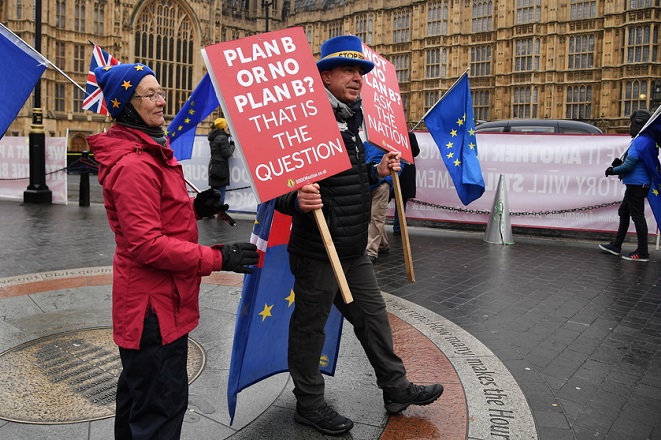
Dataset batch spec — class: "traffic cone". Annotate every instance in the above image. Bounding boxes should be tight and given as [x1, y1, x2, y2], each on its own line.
[484, 174, 514, 245]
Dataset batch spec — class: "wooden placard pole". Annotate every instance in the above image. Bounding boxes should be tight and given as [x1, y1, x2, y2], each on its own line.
[391, 171, 415, 282]
[313, 209, 354, 303]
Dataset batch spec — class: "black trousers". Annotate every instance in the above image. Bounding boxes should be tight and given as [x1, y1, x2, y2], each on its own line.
[288, 252, 408, 410]
[115, 310, 189, 440]
[613, 184, 649, 256]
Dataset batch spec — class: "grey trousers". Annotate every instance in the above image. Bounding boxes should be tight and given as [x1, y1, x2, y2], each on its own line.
[288, 252, 408, 410]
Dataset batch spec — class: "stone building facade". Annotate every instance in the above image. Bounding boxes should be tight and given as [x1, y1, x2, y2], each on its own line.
[2, 0, 660, 145]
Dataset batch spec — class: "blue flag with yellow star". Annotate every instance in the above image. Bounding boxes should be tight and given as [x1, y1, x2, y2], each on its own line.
[632, 108, 661, 227]
[0, 24, 47, 139]
[424, 73, 485, 205]
[166, 73, 219, 160]
[227, 199, 343, 424]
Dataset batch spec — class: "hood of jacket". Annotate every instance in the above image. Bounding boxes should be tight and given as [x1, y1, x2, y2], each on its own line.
[87, 125, 177, 185]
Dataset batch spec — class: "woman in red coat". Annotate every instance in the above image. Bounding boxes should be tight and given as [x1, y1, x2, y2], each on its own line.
[88, 63, 258, 440]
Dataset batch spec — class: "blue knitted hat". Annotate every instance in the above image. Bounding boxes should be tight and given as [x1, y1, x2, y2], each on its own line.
[317, 35, 374, 75]
[94, 63, 155, 118]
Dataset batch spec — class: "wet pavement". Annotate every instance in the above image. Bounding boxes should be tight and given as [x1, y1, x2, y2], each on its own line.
[0, 176, 660, 439]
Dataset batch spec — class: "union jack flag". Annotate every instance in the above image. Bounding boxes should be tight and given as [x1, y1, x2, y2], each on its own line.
[82, 45, 120, 115]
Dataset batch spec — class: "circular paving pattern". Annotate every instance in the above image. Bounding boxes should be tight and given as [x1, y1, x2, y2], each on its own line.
[0, 327, 206, 424]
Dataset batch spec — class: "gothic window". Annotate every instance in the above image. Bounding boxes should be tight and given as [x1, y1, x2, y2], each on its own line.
[94, 3, 105, 34]
[55, 83, 66, 112]
[566, 85, 592, 119]
[471, 45, 492, 76]
[515, 0, 541, 24]
[74, 44, 86, 73]
[472, 90, 490, 121]
[513, 86, 538, 118]
[626, 25, 659, 63]
[472, 0, 493, 33]
[391, 54, 410, 82]
[568, 34, 594, 69]
[622, 80, 649, 116]
[427, 1, 449, 37]
[74, 85, 85, 113]
[328, 20, 342, 39]
[514, 38, 540, 71]
[570, 0, 596, 19]
[425, 90, 440, 113]
[134, 1, 196, 118]
[393, 10, 411, 44]
[56, 0, 66, 28]
[426, 48, 441, 78]
[356, 14, 373, 45]
[75, 1, 86, 32]
[629, 0, 654, 8]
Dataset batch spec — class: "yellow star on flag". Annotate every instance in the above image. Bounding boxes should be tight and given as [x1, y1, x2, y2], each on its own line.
[446, 141, 453, 149]
[450, 129, 457, 137]
[285, 290, 295, 307]
[259, 303, 273, 322]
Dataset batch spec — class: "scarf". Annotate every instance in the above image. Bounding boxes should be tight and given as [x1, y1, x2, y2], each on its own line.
[115, 103, 166, 144]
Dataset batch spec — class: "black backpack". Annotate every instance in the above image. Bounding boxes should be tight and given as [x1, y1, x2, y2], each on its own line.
[630, 109, 652, 137]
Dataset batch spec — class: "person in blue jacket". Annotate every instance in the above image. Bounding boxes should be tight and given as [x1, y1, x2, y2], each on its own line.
[600, 109, 652, 261]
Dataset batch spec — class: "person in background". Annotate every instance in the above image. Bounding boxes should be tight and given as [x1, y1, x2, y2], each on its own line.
[392, 131, 420, 236]
[365, 141, 396, 263]
[275, 35, 443, 437]
[208, 117, 235, 207]
[87, 63, 258, 440]
[600, 109, 653, 261]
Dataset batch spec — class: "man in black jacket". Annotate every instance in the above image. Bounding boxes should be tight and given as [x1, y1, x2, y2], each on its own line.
[275, 35, 443, 436]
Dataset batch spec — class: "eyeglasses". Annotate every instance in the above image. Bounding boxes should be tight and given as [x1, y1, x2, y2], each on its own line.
[132, 91, 166, 102]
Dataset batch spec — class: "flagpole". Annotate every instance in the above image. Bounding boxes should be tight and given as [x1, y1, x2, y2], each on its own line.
[47, 61, 87, 94]
[1, 23, 86, 95]
[184, 177, 236, 226]
[411, 67, 470, 130]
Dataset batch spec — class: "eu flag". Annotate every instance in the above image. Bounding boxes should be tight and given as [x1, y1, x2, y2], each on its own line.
[0, 24, 47, 139]
[424, 73, 485, 205]
[632, 108, 661, 226]
[166, 73, 219, 160]
[227, 199, 343, 424]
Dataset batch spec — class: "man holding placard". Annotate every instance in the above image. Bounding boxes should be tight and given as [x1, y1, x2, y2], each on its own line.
[274, 35, 443, 436]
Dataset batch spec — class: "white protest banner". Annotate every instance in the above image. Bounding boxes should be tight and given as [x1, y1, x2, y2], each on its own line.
[0, 137, 67, 203]
[360, 43, 412, 163]
[398, 132, 657, 233]
[202, 27, 350, 203]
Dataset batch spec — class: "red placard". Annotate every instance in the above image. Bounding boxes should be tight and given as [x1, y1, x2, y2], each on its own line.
[202, 28, 351, 203]
[360, 44, 413, 164]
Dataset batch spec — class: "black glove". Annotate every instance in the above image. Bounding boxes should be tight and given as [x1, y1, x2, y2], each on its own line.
[194, 188, 223, 218]
[605, 167, 614, 177]
[611, 158, 623, 167]
[220, 243, 259, 274]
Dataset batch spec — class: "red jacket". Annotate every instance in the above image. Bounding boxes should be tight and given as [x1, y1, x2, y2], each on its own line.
[88, 125, 222, 349]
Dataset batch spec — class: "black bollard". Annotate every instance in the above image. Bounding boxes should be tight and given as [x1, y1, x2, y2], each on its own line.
[79, 151, 90, 207]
